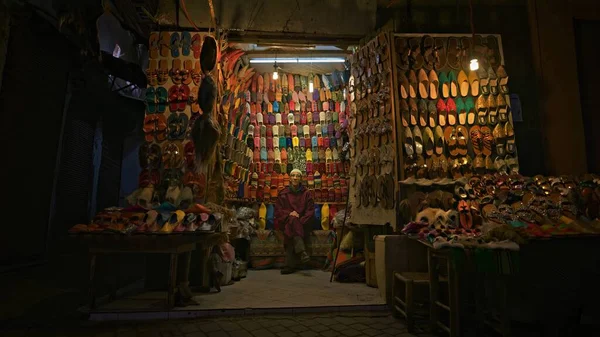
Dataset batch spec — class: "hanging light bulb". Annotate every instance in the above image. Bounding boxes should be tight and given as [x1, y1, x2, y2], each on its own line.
[470, 58, 479, 71]
[272, 61, 278, 80]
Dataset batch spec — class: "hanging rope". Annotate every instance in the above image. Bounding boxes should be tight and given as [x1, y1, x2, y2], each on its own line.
[179, 0, 200, 30]
[207, 0, 217, 35]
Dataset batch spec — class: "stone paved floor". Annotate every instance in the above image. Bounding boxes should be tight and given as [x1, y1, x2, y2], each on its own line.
[3, 311, 433, 337]
[97, 270, 384, 312]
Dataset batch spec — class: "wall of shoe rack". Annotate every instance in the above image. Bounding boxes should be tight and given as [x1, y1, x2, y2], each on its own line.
[218, 33, 518, 230]
[219, 48, 352, 229]
[394, 33, 518, 181]
[140, 31, 213, 206]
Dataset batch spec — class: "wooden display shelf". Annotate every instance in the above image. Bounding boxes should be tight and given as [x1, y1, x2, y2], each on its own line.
[224, 198, 347, 206]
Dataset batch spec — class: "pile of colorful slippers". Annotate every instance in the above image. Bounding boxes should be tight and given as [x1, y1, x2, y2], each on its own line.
[400, 173, 600, 250]
[68, 203, 220, 235]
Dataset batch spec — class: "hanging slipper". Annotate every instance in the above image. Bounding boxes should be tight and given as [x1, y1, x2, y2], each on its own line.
[487, 94, 498, 125]
[477, 67, 489, 95]
[146, 60, 158, 86]
[480, 126, 493, 157]
[434, 125, 445, 155]
[464, 96, 476, 125]
[446, 37, 461, 70]
[497, 65, 509, 94]
[429, 70, 439, 100]
[428, 100, 438, 128]
[476, 95, 488, 125]
[470, 125, 483, 156]
[434, 37, 447, 70]
[460, 37, 472, 72]
[159, 32, 170, 57]
[457, 70, 469, 97]
[424, 127, 434, 156]
[456, 126, 469, 156]
[436, 98, 447, 126]
[448, 70, 458, 98]
[422, 35, 435, 70]
[418, 69, 429, 99]
[446, 98, 457, 126]
[145, 87, 157, 114]
[170, 32, 180, 57]
[200, 35, 218, 74]
[468, 70, 480, 97]
[180, 31, 191, 56]
[418, 99, 428, 127]
[497, 94, 509, 122]
[444, 126, 458, 157]
[191, 33, 202, 58]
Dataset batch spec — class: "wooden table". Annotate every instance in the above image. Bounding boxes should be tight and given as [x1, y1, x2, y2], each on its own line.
[76, 233, 219, 309]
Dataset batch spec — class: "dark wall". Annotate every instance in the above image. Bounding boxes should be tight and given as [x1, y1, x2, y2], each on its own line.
[380, 4, 545, 176]
[0, 8, 70, 267]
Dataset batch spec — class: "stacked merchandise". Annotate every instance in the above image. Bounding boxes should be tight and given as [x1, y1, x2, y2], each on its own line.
[399, 173, 600, 250]
[395, 34, 517, 179]
[68, 203, 222, 234]
[348, 32, 398, 228]
[218, 48, 351, 230]
[69, 31, 222, 235]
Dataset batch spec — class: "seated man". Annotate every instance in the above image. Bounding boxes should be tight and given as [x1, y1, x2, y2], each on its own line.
[274, 169, 315, 274]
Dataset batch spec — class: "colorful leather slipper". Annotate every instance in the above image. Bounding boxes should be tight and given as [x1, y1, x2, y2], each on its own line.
[477, 95, 488, 125]
[434, 125, 445, 155]
[488, 67, 499, 96]
[497, 94, 509, 122]
[470, 125, 482, 156]
[145, 87, 157, 114]
[424, 127, 434, 156]
[418, 69, 429, 99]
[413, 126, 423, 155]
[422, 35, 435, 70]
[446, 98, 457, 126]
[146, 60, 158, 86]
[456, 98, 467, 125]
[468, 70, 480, 97]
[439, 71, 450, 99]
[448, 70, 458, 97]
[409, 37, 425, 69]
[170, 32, 180, 57]
[465, 96, 476, 125]
[159, 32, 170, 57]
[434, 37, 447, 70]
[149, 32, 159, 59]
[418, 99, 428, 127]
[428, 100, 437, 127]
[493, 123, 507, 156]
[497, 65, 509, 93]
[180, 31, 191, 56]
[429, 70, 439, 100]
[408, 70, 418, 98]
[191, 33, 202, 58]
[457, 70, 469, 97]
[480, 126, 493, 157]
[446, 37, 461, 70]
[487, 94, 498, 125]
[404, 126, 414, 157]
[409, 98, 418, 126]
[159, 210, 185, 234]
[456, 126, 469, 156]
[399, 71, 410, 99]
[436, 99, 447, 126]
[167, 112, 188, 140]
[477, 67, 490, 95]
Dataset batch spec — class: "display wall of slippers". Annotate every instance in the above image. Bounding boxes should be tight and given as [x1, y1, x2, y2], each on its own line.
[222, 70, 352, 202]
[132, 31, 218, 210]
[349, 33, 398, 214]
[395, 34, 518, 181]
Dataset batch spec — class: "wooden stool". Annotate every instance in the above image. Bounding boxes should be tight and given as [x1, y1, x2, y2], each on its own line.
[392, 271, 431, 332]
[428, 249, 459, 337]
